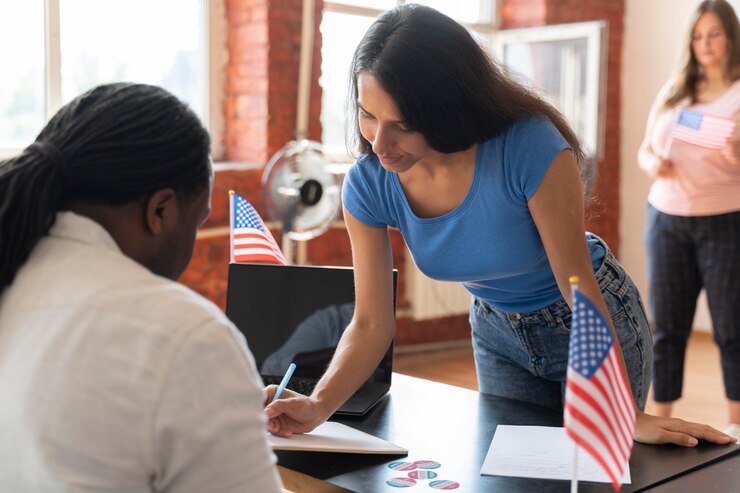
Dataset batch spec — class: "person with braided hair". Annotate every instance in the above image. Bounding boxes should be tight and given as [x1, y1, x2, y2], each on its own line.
[0, 83, 283, 492]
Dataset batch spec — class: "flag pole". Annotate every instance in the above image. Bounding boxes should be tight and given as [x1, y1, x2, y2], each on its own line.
[228, 190, 235, 263]
[569, 275, 579, 493]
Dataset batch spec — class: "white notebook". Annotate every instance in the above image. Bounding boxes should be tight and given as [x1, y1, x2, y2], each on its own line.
[268, 422, 408, 455]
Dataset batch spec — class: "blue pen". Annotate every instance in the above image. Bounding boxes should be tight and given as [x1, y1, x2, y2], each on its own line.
[270, 362, 296, 403]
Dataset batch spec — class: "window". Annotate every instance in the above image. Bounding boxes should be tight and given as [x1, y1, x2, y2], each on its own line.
[495, 21, 607, 160]
[0, 0, 224, 158]
[319, 1, 498, 160]
[0, 1, 45, 151]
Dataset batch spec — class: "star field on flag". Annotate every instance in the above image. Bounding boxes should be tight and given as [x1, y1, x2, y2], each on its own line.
[564, 287, 636, 491]
[229, 192, 287, 265]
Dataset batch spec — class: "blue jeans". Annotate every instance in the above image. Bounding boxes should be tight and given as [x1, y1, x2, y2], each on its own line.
[646, 205, 740, 402]
[469, 235, 652, 411]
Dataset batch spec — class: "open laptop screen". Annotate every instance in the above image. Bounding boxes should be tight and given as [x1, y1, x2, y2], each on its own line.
[225, 263, 396, 414]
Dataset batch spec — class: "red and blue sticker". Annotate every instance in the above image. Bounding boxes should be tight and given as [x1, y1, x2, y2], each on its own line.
[386, 459, 457, 489]
[413, 460, 441, 470]
[408, 470, 438, 480]
[387, 461, 417, 471]
[430, 480, 460, 490]
[386, 477, 416, 488]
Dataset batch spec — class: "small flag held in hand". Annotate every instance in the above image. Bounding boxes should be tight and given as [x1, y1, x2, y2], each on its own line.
[671, 110, 735, 149]
[564, 278, 635, 491]
[229, 191, 287, 265]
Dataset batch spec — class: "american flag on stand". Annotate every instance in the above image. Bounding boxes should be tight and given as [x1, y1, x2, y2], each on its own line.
[229, 191, 287, 265]
[671, 110, 735, 149]
[564, 284, 635, 491]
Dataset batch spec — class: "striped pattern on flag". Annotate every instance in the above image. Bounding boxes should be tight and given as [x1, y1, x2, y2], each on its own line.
[564, 289, 636, 491]
[671, 110, 735, 149]
[230, 192, 286, 265]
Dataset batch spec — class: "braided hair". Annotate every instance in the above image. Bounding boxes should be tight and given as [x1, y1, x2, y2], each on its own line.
[0, 82, 210, 293]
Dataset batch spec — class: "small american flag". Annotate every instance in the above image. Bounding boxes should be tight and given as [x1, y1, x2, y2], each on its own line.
[671, 110, 735, 149]
[229, 191, 287, 265]
[564, 286, 635, 491]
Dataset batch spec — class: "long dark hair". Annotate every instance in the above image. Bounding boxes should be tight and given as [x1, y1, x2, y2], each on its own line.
[663, 0, 740, 108]
[0, 82, 210, 293]
[347, 4, 585, 166]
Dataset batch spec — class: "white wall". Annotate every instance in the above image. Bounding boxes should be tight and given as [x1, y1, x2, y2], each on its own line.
[621, 0, 740, 331]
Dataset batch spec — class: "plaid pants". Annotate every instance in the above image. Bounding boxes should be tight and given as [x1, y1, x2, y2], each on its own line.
[645, 204, 740, 401]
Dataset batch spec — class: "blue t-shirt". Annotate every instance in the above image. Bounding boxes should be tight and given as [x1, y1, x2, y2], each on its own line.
[342, 118, 605, 312]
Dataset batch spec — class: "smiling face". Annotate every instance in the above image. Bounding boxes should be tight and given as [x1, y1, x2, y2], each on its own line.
[692, 12, 729, 69]
[356, 72, 432, 173]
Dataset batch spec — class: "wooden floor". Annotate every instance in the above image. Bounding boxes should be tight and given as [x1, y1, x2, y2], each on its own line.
[394, 331, 729, 429]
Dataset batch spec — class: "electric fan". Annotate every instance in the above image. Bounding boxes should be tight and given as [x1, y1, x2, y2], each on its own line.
[261, 139, 341, 251]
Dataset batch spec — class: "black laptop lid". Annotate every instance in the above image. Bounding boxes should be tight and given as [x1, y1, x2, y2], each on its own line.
[225, 263, 396, 386]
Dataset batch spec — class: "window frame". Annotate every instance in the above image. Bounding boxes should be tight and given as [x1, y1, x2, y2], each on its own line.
[494, 20, 608, 161]
[0, 0, 224, 160]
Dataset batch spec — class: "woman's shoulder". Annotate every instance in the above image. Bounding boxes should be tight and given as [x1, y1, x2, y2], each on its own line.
[506, 117, 564, 145]
[479, 117, 556, 146]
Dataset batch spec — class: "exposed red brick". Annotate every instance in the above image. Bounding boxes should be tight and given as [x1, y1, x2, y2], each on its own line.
[179, 234, 230, 311]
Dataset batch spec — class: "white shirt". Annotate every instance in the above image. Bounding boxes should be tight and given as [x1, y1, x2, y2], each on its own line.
[0, 212, 283, 493]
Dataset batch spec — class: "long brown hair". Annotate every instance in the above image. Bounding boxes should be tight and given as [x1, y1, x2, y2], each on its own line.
[347, 4, 586, 169]
[663, 0, 740, 109]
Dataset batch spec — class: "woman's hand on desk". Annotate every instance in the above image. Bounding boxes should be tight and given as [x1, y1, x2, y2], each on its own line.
[263, 386, 328, 438]
[634, 412, 738, 446]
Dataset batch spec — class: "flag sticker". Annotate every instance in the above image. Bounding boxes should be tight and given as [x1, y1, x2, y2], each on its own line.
[408, 470, 438, 480]
[386, 477, 416, 488]
[387, 461, 416, 471]
[413, 460, 441, 469]
[430, 480, 460, 489]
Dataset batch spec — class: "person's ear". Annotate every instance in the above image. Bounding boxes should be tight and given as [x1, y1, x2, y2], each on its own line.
[143, 188, 178, 236]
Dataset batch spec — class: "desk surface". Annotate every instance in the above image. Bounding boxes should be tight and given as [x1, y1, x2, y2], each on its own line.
[277, 374, 739, 493]
[644, 450, 740, 492]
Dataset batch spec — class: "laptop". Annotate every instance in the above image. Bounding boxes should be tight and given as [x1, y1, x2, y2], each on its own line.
[225, 263, 397, 416]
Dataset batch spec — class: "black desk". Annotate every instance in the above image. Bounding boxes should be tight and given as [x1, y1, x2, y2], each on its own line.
[277, 374, 739, 492]
[644, 451, 740, 492]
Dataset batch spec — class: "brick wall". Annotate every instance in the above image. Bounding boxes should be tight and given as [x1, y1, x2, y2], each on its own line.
[180, 0, 625, 346]
[180, 0, 326, 309]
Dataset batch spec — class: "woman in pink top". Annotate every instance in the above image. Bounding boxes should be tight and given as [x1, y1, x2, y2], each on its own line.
[638, 0, 740, 440]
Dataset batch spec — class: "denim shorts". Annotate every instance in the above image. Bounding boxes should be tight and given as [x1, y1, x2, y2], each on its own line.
[469, 235, 653, 411]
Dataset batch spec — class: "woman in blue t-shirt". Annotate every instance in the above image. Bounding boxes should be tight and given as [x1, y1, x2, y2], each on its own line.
[266, 4, 734, 446]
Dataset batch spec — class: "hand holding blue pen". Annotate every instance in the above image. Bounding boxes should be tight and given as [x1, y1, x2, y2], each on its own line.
[270, 363, 296, 403]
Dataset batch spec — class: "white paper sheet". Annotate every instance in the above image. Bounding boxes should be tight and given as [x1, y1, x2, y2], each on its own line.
[268, 421, 408, 455]
[480, 425, 630, 484]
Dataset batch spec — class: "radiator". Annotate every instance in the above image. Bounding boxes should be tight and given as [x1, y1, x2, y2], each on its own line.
[405, 249, 472, 321]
